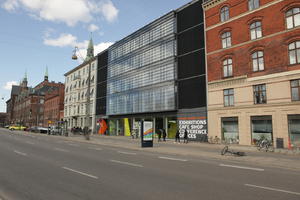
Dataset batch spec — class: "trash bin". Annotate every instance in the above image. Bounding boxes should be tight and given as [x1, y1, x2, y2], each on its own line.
[276, 138, 284, 149]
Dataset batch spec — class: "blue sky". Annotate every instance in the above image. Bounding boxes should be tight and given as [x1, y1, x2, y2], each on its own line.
[0, 0, 191, 112]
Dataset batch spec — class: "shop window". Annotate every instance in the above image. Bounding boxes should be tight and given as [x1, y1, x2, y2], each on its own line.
[286, 7, 300, 29]
[248, 0, 259, 11]
[250, 21, 262, 40]
[288, 115, 300, 147]
[221, 32, 231, 48]
[291, 79, 300, 101]
[224, 88, 234, 107]
[223, 58, 233, 77]
[220, 6, 229, 22]
[252, 51, 264, 72]
[253, 84, 266, 104]
[289, 41, 300, 65]
[251, 116, 273, 144]
[222, 117, 239, 144]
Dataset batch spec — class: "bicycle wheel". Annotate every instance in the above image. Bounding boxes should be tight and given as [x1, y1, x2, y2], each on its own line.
[221, 146, 229, 155]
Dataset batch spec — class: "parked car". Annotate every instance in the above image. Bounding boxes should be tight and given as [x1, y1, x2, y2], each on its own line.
[9, 125, 27, 131]
[29, 126, 48, 134]
[4, 125, 9, 129]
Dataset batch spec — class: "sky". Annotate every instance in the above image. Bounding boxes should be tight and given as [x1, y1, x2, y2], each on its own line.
[0, 0, 192, 112]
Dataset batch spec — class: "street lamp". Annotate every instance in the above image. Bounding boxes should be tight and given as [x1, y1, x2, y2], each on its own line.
[72, 46, 91, 140]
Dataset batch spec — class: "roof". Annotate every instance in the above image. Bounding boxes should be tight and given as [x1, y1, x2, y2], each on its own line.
[11, 85, 21, 96]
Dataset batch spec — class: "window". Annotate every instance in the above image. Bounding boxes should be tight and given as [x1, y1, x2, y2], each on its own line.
[291, 79, 300, 101]
[253, 84, 266, 104]
[248, 0, 259, 11]
[221, 32, 231, 48]
[220, 6, 229, 22]
[252, 51, 264, 71]
[286, 8, 300, 29]
[250, 21, 262, 40]
[224, 89, 234, 107]
[223, 58, 233, 77]
[289, 41, 300, 65]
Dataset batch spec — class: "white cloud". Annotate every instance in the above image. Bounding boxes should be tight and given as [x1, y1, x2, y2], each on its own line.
[43, 33, 77, 47]
[3, 81, 18, 90]
[1, 0, 119, 26]
[1, 0, 19, 11]
[77, 42, 113, 62]
[88, 24, 100, 32]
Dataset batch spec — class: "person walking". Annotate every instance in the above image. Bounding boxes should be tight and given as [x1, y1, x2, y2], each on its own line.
[157, 129, 162, 142]
[175, 129, 180, 143]
[184, 129, 188, 144]
[162, 129, 167, 141]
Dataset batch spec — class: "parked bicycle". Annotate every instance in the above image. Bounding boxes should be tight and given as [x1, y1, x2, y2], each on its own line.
[221, 146, 246, 156]
[256, 138, 274, 152]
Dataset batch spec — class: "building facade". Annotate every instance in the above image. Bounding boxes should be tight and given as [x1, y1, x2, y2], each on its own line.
[43, 83, 65, 127]
[64, 39, 98, 132]
[96, 0, 207, 140]
[203, 0, 300, 147]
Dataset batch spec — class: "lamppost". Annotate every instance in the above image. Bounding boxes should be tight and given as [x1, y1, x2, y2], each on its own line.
[72, 46, 92, 140]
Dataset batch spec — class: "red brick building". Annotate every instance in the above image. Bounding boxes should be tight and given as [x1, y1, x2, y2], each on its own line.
[43, 83, 65, 127]
[203, 0, 300, 147]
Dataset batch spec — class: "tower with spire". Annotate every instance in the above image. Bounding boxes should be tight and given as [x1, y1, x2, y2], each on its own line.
[44, 66, 49, 82]
[85, 36, 94, 62]
[20, 70, 28, 88]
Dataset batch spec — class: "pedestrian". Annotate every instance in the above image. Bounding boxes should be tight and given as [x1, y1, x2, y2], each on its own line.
[175, 129, 180, 143]
[162, 129, 167, 141]
[157, 129, 162, 142]
[184, 129, 188, 144]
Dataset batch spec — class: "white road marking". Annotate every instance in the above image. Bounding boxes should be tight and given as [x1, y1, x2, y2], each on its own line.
[159, 156, 188, 162]
[219, 164, 264, 171]
[54, 148, 69, 152]
[14, 150, 27, 156]
[26, 141, 35, 145]
[62, 167, 98, 179]
[118, 151, 137, 155]
[68, 143, 79, 147]
[88, 147, 103, 151]
[110, 160, 143, 168]
[245, 184, 300, 196]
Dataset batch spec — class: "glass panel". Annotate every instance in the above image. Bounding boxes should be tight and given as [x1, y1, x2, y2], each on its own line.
[288, 116, 300, 147]
[229, 95, 234, 105]
[292, 88, 299, 101]
[228, 59, 232, 64]
[227, 37, 231, 47]
[223, 66, 228, 77]
[224, 89, 229, 95]
[222, 118, 239, 144]
[287, 16, 293, 29]
[289, 42, 296, 50]
[224, 96, 229, 106]
[252, 52, 257, 59]
[251, 117, 273, 143]
[258, 51, 263, 57]
[254, 0, 259, 9]
[297, 49, 300, 63]
[259, 57, 264, 70]
[222, 39, 227, 48]
[253, 59, 258, 71]
[290, 50, 296, 64]
[257, 27, 262, 38]
[296, 41, 300, 48]
[291, 80, 298, 87]
[228, 64, 232, 76]
[295, 14, 300, 27]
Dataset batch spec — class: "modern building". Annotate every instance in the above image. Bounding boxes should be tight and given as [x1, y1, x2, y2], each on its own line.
[64, 38, 98, 132]
[203, 0, 300, 147]
[96, 0, 207, 141]
[43, 83, 65, 127]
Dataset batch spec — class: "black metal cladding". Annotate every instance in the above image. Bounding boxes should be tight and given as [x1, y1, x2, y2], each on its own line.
[177, 25, 204, 55]
[177, 0, 203, 33]
[176, 0, 206, 110]
[178, 49, 206, 79]
[178, 76, 206, 108]
[96, 50, 108, 115]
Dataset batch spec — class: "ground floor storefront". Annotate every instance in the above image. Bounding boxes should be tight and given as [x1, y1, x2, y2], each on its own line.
[65, 115, 96, 133]
[208, 105, 300, 148]
[95, 108, 207, 141]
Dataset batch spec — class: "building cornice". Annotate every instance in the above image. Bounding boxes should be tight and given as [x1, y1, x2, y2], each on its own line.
[202, 0, 226, 10]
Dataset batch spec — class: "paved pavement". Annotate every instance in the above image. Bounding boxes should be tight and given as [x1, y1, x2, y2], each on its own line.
[0, 128, 299, 200]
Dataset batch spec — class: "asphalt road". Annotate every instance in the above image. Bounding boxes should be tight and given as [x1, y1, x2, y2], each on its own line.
[0, 129, 299, 200]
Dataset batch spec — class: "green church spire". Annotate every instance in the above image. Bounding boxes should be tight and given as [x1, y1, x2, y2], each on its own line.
[85, 34, 94, 62]
[44, 66, 49, 81]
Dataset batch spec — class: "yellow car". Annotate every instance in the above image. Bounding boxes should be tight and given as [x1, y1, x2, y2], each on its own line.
[9, 125, 27, 131]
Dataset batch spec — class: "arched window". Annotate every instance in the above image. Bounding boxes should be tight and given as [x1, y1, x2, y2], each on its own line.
[252, 51, 264, 71]
[286, 8, 300, 29]
[250, 21, 262, 40]
[221, 32, 231, 48]
[289, 41, 300, 65]
[248, 0, 259, 11]
[220, 6, 229, 22]
[223, 58, 233, 77]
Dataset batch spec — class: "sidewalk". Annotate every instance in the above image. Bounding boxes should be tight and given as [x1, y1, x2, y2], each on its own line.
[66, 134, 300, 171]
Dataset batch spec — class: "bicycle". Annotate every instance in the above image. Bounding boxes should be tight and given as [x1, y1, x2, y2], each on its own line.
[256, 138, 274, 152]
[221, 146, 246, 156]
